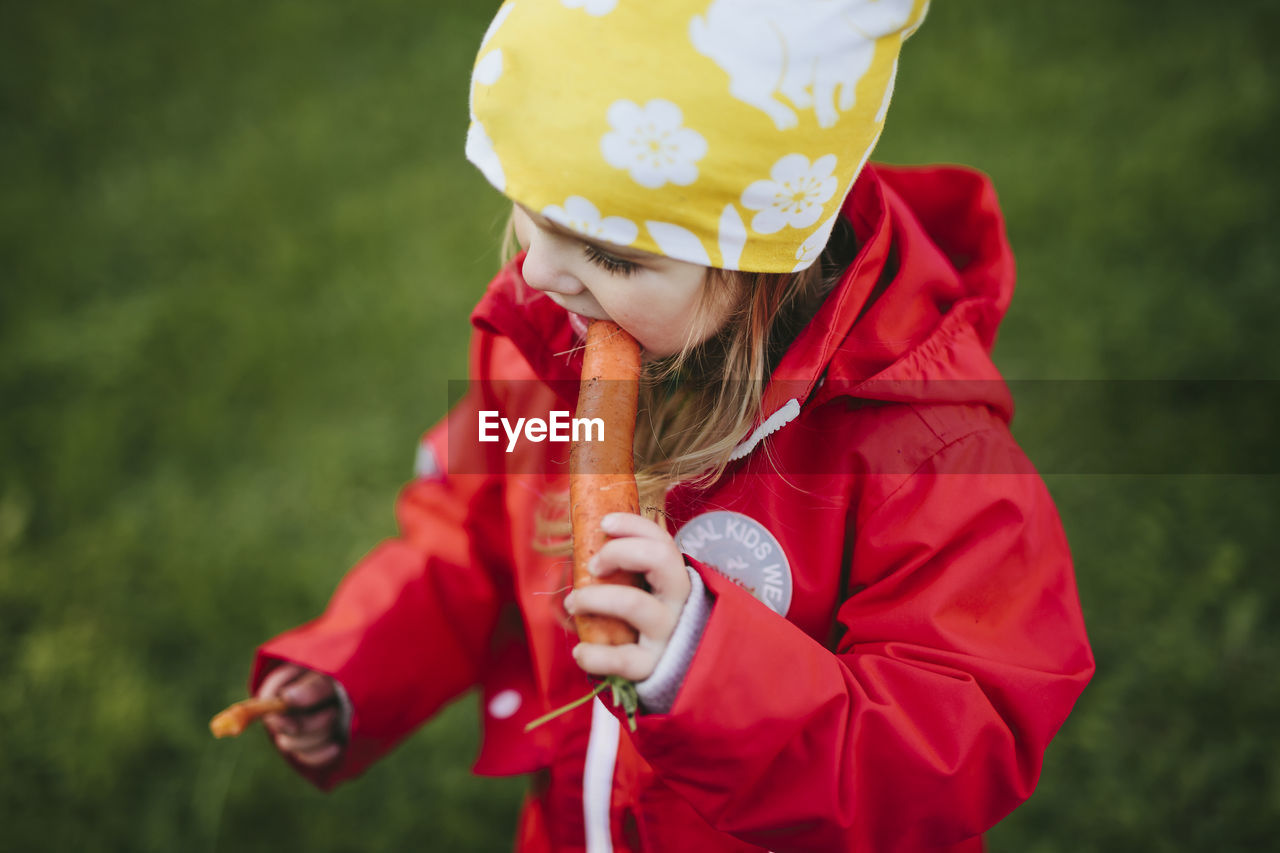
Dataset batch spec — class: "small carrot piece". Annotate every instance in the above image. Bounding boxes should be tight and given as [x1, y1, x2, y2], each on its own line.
[569, 319, 644, 646]
[209, 696, 288, 738]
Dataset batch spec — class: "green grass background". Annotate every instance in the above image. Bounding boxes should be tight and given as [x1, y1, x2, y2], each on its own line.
[2, 0, 1277, 849]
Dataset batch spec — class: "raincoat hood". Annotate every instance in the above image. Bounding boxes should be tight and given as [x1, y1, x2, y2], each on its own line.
[812, 164, 1015, 420]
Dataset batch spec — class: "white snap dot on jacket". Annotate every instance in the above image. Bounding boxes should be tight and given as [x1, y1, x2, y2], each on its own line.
[487, 689, 522, 719]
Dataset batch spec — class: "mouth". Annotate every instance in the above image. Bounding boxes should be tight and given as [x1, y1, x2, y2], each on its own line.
[566, 310, 591, 339]
[542, 294, 605, 338]
[565, 309, 656, 361]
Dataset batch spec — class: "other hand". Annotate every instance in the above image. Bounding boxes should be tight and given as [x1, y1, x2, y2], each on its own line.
[256, 663, 344, 768]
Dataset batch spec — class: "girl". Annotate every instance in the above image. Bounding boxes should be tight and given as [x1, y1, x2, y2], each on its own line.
[248, 2, 1094, 850]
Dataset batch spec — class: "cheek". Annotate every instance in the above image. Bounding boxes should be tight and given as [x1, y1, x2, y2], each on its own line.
[674, 273, 735, 342]
[700, 276, 742, 333]
[625, 299, 714, 357]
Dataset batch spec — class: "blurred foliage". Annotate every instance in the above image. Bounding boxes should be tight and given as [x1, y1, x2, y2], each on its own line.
[1, 0, 1277, 850]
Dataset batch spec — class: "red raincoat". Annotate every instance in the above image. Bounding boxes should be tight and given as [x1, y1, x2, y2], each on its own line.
[252, 164, 1094, 852]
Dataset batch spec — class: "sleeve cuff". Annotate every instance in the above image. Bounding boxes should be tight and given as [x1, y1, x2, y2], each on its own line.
[333, 678, 354, 741]
[634, 564, 710, 714]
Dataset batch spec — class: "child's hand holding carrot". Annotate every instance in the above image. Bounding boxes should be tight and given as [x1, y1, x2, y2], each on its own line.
[564, 511, 692, 683]
[255, 663, 345, 768]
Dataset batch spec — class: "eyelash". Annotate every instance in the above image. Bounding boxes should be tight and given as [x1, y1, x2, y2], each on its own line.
[583, 243, 639, 277]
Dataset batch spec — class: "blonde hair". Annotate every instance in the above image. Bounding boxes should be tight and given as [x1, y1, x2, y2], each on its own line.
[507, 213, 858, 551]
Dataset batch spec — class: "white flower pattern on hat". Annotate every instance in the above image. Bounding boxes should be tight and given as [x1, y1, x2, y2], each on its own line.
[717, 204, 747, 270]
[468, 2, 511, 122]
[875, 55, 900, 124]
[645, 221, 712, 266]
[601, 100, 707, 190]
[793, 211, 840, 271]
[466, 122, 506, 191]
[543, 196, 638, 247]
[473, 49, 503, 88]
[741, 153, 838, 234]
[480, 2, 514, 49]
[472, 2, 512, 101]
[690, 0, 917, 131]
[561, 0, 618, 15]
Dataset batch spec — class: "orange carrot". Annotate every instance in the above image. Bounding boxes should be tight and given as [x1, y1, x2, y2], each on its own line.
[526, 320, 644, 733]
[569, 319, 644, 646]
[209, 696, 288, 738]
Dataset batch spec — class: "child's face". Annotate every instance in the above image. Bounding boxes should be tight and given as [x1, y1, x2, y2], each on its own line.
[512, 205, 734, 358]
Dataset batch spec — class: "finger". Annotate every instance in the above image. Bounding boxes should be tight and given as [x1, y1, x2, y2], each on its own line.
[600, 512, 669, 542]
[282, 671, 337, 711]
[267, 702, 341, 738]
[292, 705, 340, 736]
[257, 663, 305, 700]
[290, 741, 343, 769]
[275, 726, 340, 755]
[567, 584, 675, 641]
[258, 664, 307, 734]
[573, 641, 659, 682]
[262, 712, 298, 737]
[591, 537, 690, 602]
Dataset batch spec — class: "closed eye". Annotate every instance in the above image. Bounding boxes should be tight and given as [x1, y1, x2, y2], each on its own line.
[583, 243, 640, 277]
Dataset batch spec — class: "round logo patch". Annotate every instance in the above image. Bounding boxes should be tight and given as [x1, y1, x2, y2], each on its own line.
[675, 510, 792, 616]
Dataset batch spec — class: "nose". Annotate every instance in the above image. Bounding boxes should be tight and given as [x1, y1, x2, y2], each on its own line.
[520, 231, 586, 297]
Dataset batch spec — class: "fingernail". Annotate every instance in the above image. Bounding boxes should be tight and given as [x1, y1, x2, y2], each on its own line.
[563, 592, 576, 611]
[587, 557, 600, 576]
[600, 514, 620, 532]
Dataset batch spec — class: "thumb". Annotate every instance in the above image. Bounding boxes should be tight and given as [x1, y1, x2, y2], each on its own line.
[256, 663, 304, 700]
[282, 670, 336, 710]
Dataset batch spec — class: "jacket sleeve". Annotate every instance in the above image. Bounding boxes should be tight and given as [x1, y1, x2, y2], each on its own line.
[623, 429, 1094, 851]
[249, 361, 512, 791]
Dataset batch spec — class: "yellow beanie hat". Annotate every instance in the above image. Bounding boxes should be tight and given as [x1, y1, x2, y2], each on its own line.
[466, 0, 928, 273]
